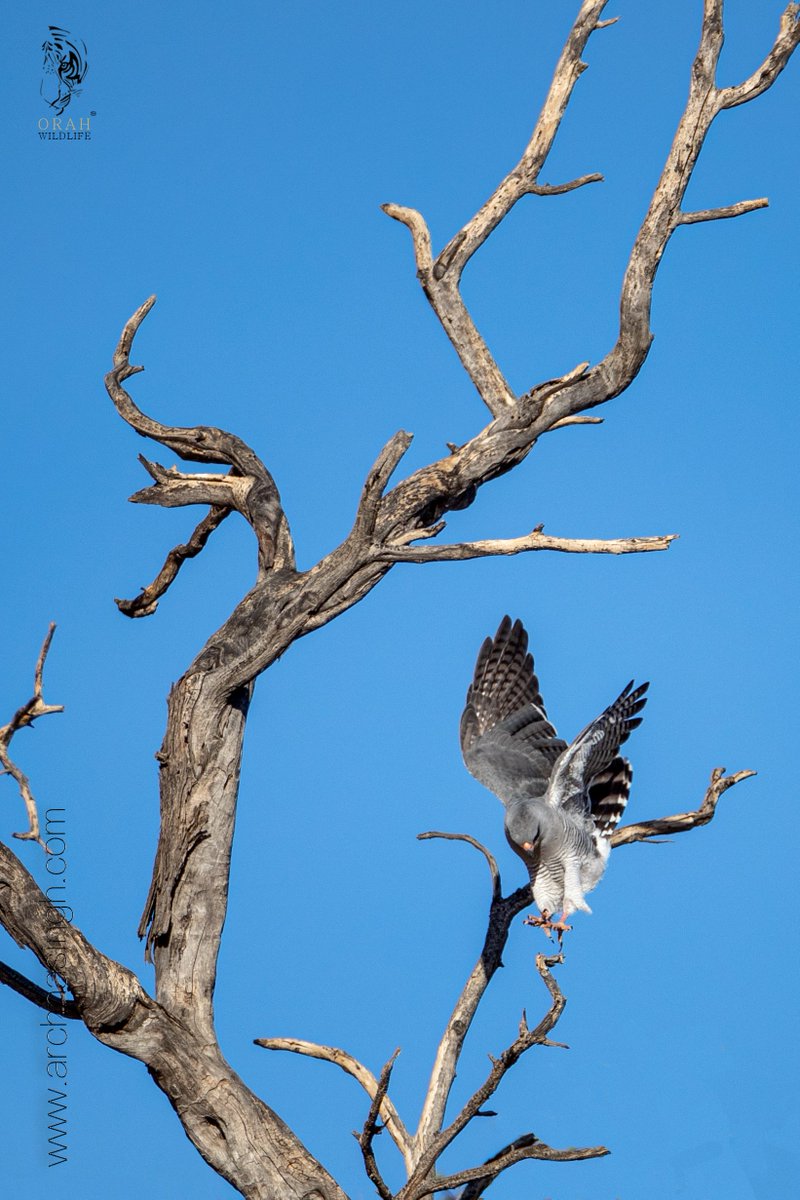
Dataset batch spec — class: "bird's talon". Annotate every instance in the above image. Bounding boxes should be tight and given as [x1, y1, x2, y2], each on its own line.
[524, 912, 571, 940]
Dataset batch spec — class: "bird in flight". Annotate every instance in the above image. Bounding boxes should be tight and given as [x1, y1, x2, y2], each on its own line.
[460, 616, 648, 937]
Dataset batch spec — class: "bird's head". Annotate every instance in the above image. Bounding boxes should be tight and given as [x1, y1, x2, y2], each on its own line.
[504, 799, 545, 854]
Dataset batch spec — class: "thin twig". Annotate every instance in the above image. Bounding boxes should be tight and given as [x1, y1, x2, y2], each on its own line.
[417, 831, 500, 897]
[0, 960, 79, 1018]
[409, 1137, 609, 1198]
[355, 1048, 401, 1200]
[677, 198, 769, 225]
[529, 172, 603, 195]
[547, 414, 604, 430]
[0, 624, 63, 848]
[116, 506, 232, 618]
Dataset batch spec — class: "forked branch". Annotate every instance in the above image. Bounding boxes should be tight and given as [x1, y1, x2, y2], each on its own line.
[400, 757, 754, 1191]
[383, 0, 612, 414]
[404, 953, 576, 1194]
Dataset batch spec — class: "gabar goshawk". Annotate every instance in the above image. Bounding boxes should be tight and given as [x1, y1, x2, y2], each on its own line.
[460, 616, 648, 933]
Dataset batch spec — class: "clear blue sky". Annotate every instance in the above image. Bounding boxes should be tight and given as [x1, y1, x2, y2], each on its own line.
[3, 3, 798, 1197]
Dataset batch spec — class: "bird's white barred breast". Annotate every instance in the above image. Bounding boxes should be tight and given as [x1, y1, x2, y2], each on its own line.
[532, 858, 564, 917]
[524, 816, 609, 916]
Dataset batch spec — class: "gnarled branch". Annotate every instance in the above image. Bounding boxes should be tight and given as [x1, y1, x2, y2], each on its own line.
[106, 296, 270, 473]
[349, 430, 414, 546]
[612, 766, 756, 848]
[105, 299, 294, 576]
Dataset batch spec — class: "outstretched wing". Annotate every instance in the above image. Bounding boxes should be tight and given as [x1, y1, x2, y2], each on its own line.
[548, 680, 648, 815]
[460, 616, 567, 805]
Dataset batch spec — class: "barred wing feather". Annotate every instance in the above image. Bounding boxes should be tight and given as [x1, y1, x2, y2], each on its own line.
[460, 616, 566, 805]
[548, 680, 648, 816]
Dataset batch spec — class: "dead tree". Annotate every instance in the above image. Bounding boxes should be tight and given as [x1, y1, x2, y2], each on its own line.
[1, 3, 797, 1198]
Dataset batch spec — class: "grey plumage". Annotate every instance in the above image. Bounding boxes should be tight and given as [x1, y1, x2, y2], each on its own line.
[461, 616, 648, 921]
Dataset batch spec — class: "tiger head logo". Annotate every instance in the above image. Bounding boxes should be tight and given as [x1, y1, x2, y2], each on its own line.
[41, 27, 89, 116]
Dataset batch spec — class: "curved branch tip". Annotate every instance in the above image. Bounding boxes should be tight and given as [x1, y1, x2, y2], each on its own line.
[113, 294, 157, 368]
[417, 830, 501, 891]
